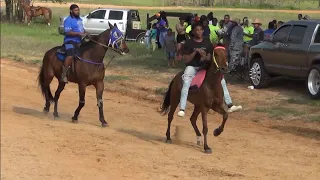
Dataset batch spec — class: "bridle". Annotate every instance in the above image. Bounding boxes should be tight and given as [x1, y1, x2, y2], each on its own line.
[212, 46, 226, 73]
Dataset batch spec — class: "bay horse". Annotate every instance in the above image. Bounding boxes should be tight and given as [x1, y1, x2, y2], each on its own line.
[160, 46, 229, 153]
[38, 23, 129, 127]
[20, 0, 52, 25]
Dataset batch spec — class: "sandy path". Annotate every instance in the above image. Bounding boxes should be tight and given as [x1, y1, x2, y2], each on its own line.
[1, 59, 320, 180]
[1, 2, 320, 14]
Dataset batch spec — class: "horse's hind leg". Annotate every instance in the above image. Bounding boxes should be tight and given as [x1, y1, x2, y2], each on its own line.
[53, 82, 66, 119]
[212, 104, 228, 137]
[71, 83, 86, 123]
[166, 95, 179, 143]
[94, 81, 108, 127]
[43, 75, 54, 113]
[190, 106, 202, 145]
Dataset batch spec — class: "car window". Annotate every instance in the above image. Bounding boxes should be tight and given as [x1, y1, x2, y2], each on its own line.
[314, 25, 320, 44]
[90, 10, 106, 19]
[288, 25, 307, 44]
[109, 10, 123, 20]
[130, 11, 140, 21]
[273, 25, 291, 42]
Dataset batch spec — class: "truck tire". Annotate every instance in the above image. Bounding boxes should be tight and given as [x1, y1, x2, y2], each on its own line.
[136, 33, 146, 44]
[250, 57, 270, 89]
[307, 65, 320, 99]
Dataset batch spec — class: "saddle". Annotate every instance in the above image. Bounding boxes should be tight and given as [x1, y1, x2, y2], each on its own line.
[30, 6, 41, 16]
[189, 70, 207, 92]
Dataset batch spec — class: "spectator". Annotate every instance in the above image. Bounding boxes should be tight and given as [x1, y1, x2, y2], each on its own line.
[145, 23, 151, 49]
[207, 12, 214, 25]
[210, 18, 221, 44]
[222, 14, 232, 47]
[200, 15, 211, 38]
[229, 18, 244, 72]
[176, 17, 187, 60]
[158, 19, 168, 49]
[150, 23, 158, 51]
[277, 21, 284, 28]
[250, 18, 264, 47]
[303, 15, 310, 20]
[242, 17, 254, 44]
[164, 28, 177, 68]
[264, 22, 275, 40]
[298, 14, 303, 20]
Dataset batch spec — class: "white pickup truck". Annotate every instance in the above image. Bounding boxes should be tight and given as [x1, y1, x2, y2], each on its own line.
[58, 8, 146, 44]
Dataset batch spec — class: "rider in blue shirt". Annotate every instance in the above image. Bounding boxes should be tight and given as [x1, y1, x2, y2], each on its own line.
[61, 4, 87, 83]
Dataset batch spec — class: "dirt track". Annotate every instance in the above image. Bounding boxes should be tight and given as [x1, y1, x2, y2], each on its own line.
[1, 59, 320, 179]
[1, 2, 320, 14]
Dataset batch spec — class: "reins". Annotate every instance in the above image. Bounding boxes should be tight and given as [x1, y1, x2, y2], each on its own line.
[87, 36, 123, 55]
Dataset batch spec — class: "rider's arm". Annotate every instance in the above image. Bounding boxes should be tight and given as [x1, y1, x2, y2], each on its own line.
[183, 42, 197, 63]
[64, 18, 84, 36]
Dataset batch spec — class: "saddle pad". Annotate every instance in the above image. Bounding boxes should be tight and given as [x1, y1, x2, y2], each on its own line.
[56, 52, 66, 62]
[189, 69, 206, 91]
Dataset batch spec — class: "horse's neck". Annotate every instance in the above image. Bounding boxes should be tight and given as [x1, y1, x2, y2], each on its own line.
[205, 67, 221, 88]
[21, 4, 31, 10]
[82, 40, 107, 63]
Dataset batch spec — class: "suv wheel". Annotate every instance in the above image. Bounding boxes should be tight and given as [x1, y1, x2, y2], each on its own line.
[136, 33, 146, 44]
[250, 58, 270, 88]
[307, 65, 320, 99]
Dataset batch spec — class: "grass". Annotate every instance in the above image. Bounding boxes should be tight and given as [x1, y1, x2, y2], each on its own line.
[307, 116, 320, 122]
[255, 106, 306, 120]
[287, 98, 320, 107]
[104, 75, 131, 82]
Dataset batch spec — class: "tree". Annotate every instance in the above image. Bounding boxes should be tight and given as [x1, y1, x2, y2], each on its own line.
[5, 0, 14, 22]
[5, 0, 24, 23]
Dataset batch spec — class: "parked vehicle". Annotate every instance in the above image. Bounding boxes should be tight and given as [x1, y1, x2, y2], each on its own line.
[58, 8, 146, 44]
[249, 20, 320, 99]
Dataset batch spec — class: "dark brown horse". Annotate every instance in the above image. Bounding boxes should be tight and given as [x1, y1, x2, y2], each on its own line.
[160, 46, 229, 153]
[38, 23, 129, 127]
[20, 0, 52, 25]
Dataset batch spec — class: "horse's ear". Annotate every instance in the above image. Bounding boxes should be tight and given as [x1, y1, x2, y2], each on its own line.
[108, 22, 114, 29]
[114, 23, 118, 29]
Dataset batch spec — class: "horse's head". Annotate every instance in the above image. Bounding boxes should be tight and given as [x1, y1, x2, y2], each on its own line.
[108, 22, 129, 55]
[212, 46, 228, 73]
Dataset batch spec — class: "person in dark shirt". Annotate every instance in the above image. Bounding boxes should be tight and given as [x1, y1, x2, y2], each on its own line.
[177, 22, 213, 117]
[250, 18, 264, 47]
[298, 14, 303, 20]
[229, 18, 244, 71]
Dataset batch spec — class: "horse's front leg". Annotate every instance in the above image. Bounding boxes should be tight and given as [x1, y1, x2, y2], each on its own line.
[201, 107, 211, 154]
[53, 82, 66, 119]
[72, 83, 86, 123]
[94, 81, 108, 127]
[211, 104, 228, 137]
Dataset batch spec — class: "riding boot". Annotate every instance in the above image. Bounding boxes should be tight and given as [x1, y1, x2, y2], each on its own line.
[60, 66, 69, 83]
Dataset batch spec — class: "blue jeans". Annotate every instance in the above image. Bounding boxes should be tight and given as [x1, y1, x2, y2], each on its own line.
[159, 31, 167, 48]
[145, 36, 150, 49]
[221, 78, 232, 105]
[180, 66, 199, 110]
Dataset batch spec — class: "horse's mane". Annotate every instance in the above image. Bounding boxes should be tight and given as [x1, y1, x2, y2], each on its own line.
[80, 29, 111, 52]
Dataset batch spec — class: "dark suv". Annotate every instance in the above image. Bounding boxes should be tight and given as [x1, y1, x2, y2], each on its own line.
[249, 20, 320, 99]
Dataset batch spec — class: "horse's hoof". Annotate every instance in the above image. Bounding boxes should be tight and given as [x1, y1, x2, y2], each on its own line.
[166, 139, 172, 144]
[43, 108, 49, 114]
[204, 148, 212, 154]
[54, 116, 59, 120]
[213, 128, 222, 137]
[71, 116, 78, 121]
[72, 119, 78, 124]
[53, 112, 59, 119]
[101, 123, 109, 127]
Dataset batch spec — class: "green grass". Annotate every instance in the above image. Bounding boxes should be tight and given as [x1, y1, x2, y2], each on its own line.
[255, 106, 306, 120]
[307, 115, 320, 122]
[287, 98, 320, 107]
[104, 75, 131, 82]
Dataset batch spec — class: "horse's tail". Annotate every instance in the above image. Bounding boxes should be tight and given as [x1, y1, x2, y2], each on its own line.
[38, 54, 54, 102]
[160, 80, 174, 115]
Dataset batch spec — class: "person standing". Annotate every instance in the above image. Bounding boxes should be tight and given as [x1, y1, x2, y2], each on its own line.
[264, 22, 275, 40]
[250, 19, 264, 47]
[164, 29, 177, 68]
[150, 23, 158, 51]
[242, 17, 254, 44]
[145, 23, 151, 49]
[298, 14, 303, 20]
[229, 18, 244, 72]
[176, 17, 187, 61]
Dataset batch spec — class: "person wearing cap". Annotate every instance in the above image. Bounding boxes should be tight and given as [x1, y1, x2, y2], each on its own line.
[229, 18, 244, 72]
[242, 17, 254, 43]
[250, 18, 264, 47]
[61, 4, 87, 83]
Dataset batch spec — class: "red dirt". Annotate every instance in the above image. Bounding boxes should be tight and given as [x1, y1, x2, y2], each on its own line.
[1, 59, 320, 179]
